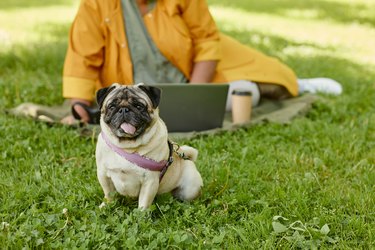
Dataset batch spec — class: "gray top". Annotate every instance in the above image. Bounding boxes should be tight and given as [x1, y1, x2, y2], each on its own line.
[121, 0, 187, 84]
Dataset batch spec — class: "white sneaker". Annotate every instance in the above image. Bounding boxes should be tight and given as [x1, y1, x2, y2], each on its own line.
[298, 78, 343, 95]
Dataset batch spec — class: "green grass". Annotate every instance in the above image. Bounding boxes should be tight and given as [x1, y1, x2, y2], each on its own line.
[1, 0, 374, 248]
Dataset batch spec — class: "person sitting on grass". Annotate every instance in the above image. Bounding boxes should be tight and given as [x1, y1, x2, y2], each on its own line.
[61, 0, 342, 124]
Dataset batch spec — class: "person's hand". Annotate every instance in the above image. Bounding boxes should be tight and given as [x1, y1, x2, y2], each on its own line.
[60, 98, 92, 125]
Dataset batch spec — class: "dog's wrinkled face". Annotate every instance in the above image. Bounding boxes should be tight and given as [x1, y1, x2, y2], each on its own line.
[97, 83, 161, 139]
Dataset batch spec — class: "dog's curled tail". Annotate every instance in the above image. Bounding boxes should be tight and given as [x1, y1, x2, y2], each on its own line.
[179, 146, 198, 161]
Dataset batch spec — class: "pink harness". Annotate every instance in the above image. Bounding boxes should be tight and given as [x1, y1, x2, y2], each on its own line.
[100, 132, 174, 180]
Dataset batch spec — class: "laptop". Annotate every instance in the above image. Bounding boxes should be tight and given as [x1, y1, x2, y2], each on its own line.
[155, 84, 229, 132]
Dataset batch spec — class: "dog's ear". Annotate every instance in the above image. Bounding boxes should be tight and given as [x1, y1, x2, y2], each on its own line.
[96, 85, 116, 110]
[138, 85, 161, 108]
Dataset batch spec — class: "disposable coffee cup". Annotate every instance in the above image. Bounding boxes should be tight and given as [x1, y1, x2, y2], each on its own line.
[231, 89, 252, 124]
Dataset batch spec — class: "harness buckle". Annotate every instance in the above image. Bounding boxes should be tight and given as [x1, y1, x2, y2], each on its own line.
[166, 156, 174, 166]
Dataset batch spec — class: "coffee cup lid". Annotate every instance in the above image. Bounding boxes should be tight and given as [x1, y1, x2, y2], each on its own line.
[232, 89, 252, 96]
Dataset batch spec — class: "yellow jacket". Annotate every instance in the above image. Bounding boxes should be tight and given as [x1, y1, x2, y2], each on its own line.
[63, 0, 298, 101]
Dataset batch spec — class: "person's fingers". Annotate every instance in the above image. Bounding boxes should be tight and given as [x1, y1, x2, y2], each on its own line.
[60, 115, 76, 125]
[73, 104, 90, 123]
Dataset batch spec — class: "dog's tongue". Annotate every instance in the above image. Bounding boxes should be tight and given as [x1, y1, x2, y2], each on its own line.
[120, 122, 136, 135]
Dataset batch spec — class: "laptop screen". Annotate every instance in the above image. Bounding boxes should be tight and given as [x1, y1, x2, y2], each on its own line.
[155, 84, 229, 132]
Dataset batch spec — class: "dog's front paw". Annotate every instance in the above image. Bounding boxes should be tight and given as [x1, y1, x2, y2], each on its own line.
[99, 202, 107, 209]
[99, 197, 114, 209]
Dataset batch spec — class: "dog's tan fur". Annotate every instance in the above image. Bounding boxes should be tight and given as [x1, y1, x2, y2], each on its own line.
[96, 84, 203, 209]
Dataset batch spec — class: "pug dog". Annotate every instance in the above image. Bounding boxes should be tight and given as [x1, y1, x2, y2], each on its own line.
[95, 83, 203, 209]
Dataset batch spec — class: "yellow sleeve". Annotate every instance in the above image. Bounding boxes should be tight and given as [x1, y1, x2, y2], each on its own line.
[62, 77, 98, 101]
[62, 0, 104, 100]
[181, 0, 221, 62]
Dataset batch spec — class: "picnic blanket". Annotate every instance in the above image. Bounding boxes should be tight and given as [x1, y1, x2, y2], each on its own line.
[7, 94, 317, 141]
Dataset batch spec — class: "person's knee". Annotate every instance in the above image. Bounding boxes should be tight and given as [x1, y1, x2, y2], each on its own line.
[226, 80, 260, 111]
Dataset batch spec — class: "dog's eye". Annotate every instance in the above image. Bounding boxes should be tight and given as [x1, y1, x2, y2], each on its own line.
[135, 104, 145, 110]
[108, 104, 116, 110]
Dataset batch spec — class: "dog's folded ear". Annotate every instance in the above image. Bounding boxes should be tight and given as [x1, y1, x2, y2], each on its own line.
[96, 84, 117, 110]
[138, 85, 161, 109]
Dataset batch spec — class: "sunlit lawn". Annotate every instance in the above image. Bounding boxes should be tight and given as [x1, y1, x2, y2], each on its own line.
[0, 0, 374, 248]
